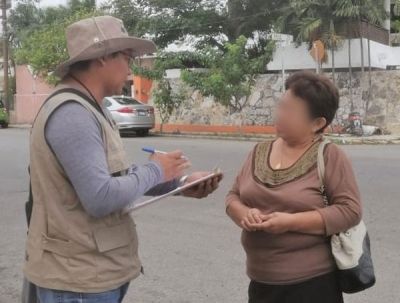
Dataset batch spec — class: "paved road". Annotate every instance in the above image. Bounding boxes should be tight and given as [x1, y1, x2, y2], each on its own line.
[0, 128, 399, 303]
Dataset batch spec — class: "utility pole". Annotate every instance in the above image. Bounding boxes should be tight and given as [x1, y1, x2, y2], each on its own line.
[1, 0, 9, 115]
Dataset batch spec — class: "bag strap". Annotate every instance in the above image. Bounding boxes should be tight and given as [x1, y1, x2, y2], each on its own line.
[317, 139, 331, 206]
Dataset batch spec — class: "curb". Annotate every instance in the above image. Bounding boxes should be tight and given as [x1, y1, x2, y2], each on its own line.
[150, 132, 400, 145]
[9, 124, 31, 129]
[328, 138, 400, 145]
[149, 131, 274, 142]
[7, 125, 400, 145]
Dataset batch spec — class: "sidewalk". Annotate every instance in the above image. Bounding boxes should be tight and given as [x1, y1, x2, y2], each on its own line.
[9, 124, 31, 129]
[10, 124, 400, 144]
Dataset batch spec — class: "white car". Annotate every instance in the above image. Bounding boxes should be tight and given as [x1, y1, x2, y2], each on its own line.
[103, 96, 155, 136]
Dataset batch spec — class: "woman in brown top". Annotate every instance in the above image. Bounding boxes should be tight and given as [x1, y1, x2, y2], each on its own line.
[225, 71, 362, 303]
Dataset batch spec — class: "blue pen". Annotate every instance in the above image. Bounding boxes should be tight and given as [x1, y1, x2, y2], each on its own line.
[142, 147, 188, 159]
[142, 147, 167, 154]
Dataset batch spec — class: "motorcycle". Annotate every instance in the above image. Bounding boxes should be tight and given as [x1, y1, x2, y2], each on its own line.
[345, 112, 363, 136]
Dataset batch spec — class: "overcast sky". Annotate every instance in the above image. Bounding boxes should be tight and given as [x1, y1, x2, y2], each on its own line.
[38, 0, 67, 6]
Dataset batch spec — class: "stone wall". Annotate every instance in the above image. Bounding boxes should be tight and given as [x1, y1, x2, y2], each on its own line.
[158, 70, 400, 134]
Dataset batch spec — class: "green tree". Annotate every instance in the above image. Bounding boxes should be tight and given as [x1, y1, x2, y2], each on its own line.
[101, 0, 146, 37]
[135, 36, 274, 114]
[104, 0, 284, 57]
[152, 78, 185, 132]
[279, 0, 385, 89]
[335, 0, 387, 71]
[335, 0, 387, 111]
[181, 36, 274, 112]
[14, 8, 101, 83]
[130, 52, 192, 130]
[9, 0, 97, 48]
[393, 0, 400, 32]
[8, 0, 42, 48]
[68, 0, 96, 10]
[279, 0, 344, 81]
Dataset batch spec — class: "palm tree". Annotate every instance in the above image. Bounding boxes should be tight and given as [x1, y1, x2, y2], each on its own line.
[323, 19, 343, 83]
[336, 0, 386, 66]
[361, 0, 387, 113]
[346, 21, 354, 110]
[278, 0, 343, 82]
[335, 0, 386, 112]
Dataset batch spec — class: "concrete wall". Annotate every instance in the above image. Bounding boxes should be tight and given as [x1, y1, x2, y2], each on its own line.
[13, 64, 400, 135]
[161, 70, 400, 134]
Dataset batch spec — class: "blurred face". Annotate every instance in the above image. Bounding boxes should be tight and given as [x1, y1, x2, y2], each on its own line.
[99, 50, 133, 96]
[275, 89, 325, 141]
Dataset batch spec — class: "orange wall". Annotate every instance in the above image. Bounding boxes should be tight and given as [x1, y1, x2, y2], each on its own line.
[153, 124, 277, 135]
[133, 75, 153, 103]
[12, 65, 53, 124]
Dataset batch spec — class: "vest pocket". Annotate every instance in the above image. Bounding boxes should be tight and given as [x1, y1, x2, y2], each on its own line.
[41, 233, 89, 257]
[93, 221, 134, 253]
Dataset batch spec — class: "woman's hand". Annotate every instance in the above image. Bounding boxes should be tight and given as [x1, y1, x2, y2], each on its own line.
[229, 203, 325, 235]
[253, 212, 295, 234]
[240, 208, 263, 232]
[249, 211, 326, 235]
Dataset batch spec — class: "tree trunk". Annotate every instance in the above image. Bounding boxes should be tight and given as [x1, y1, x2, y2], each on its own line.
[330, 20, 336, 84]
[8, 57, 16, 110]
[331, 47, 335, 84]
[367, 23, 372, 116]
[359, 39, 365, 73]
[359, 17, 365, 72]
[348, 38, 354, 112]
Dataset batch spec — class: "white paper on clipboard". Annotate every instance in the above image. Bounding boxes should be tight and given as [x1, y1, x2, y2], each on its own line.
[123, 169, 222, 213]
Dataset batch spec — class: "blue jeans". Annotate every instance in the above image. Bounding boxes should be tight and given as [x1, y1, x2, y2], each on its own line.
[36, 283, 130, 303]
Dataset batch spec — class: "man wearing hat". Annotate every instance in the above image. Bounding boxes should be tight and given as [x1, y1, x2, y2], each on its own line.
[24, 16, 221, 303]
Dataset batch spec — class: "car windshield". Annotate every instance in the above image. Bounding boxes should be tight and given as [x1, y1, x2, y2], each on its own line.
[113, 97, 142, 106]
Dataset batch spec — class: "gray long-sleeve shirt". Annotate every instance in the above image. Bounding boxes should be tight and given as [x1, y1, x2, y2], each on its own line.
[45, 101, 179, 218]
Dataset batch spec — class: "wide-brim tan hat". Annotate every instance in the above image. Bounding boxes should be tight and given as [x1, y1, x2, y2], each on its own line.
[54, 15, 156, 78]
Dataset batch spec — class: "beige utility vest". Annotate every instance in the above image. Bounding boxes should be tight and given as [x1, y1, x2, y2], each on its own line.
[24, 88, 142, 293]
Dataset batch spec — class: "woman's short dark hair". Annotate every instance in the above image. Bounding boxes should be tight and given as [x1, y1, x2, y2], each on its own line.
[285, 71, 339, 133]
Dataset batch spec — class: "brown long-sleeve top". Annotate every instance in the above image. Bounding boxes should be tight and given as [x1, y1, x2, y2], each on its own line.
[225, 140, 362, 285]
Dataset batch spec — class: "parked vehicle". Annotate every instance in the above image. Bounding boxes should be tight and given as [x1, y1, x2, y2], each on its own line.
[345, 112, 363, 136]
[0, 100, 9, 128]
[103, 96, 155, 136]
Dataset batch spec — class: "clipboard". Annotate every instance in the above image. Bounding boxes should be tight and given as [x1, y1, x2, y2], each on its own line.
[123, 168, 223, 213]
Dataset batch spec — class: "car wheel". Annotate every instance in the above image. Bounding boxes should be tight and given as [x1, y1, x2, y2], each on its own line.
[136, 129, 149, 137]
